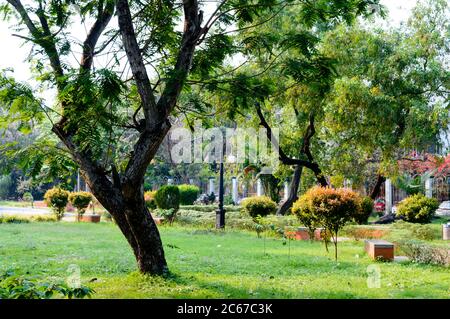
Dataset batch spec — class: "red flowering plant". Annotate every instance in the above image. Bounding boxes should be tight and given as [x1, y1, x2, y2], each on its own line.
[398, 152, 450, 177]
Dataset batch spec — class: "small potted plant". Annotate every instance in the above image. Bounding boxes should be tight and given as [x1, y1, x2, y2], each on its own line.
[69, 191, 97, 222]
[44, 187, 69, 221]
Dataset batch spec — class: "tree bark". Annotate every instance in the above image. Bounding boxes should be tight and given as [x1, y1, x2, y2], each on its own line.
[122, 198, 168, 274]
[79, 166, 168, 275]
[277, 165, 303, 215]
[370, 174, 385, 200]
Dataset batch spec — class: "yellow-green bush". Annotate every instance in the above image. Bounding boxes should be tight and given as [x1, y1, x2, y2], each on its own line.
[69, 192, 93, 219]
[178, 184, 200, 205]
[241, 196, 277, 219]
[396, 194, 439, 223]
[44, 188, 69, 221]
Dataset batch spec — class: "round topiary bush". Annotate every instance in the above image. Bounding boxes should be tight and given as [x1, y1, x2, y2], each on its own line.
[69, 191, 93, 221]
[155, 185, 180, 211]
[44, 187, 69, 221]
[178, 184, 200, 205]
[241, 196, 277, 219]
[396, 194, 439, 223]
[144, 190, 157, 210]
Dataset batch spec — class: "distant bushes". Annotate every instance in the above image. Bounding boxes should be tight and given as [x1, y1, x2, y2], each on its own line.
[22, 192, 34, 207]
[241, 196, 277, 219]
[178, 184, 200, 205]
[397, 240, 449, 266]
[0, 215, 56, 223]
[392, 221, 440, 241]
[176, 209, 298, 233]
[179, 205, 241, 212]
[43, 187, 99, 221]
[343, 225, 389, 241]
[396, 194, 439, 223]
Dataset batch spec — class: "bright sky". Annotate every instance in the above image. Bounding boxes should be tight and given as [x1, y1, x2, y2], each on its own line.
[0, 0, 418, 83]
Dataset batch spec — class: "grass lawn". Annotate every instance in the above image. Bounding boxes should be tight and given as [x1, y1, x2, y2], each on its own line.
[0, 222, 449, 299]
[0, 200, 33, 208]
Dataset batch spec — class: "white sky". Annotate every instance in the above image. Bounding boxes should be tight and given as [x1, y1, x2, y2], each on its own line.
[0, 0, 418, 84]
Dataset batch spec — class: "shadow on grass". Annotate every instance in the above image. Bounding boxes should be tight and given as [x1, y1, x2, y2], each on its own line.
[131, 270, 361, 299]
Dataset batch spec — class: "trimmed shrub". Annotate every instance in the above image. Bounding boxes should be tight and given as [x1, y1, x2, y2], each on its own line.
[155, 186, 180, 210]
[44, 188, 69, 221]
[155, 186, 180, 223]
[0, 215, 30, 224]
[353, 196, 374, 225]
[178, 184, 200, 205]
[294, 186, 359, 260]
[241, 196, 277, 219]
[396, 194, 439, 223]
[144, 190, 157, 210]
[393, 221, 439, 241]
[0, 215, 57, 223]
[69, 192, 93, 221]
[292, 195, 320, 241]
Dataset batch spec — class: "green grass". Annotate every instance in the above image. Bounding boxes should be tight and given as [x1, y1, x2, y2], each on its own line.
[0, 222, 449, 299]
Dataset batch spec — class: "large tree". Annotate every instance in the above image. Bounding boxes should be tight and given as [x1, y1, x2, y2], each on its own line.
[0, 0, 382, 274]
[320, 0, 449, 199]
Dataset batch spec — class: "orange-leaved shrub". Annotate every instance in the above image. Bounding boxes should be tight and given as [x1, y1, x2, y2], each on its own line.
[293, 186, 360, 260]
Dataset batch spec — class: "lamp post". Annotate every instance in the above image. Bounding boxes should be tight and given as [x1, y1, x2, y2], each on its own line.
[216, 161, 225, 229]
[216, 128, 226, 229]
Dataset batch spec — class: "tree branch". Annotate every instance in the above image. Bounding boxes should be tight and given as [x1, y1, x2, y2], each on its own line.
[156, 0, 204, 119]
[120, 0, 204, 187]
[80, 0, 115, 72]
[255, 102, 317, 170]
[116, 0, 158, 130]
[7, 0, 64, 86]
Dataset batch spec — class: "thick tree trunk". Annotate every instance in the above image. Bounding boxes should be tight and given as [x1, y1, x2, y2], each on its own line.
[78, 167, 168, 275]
[122, 200, 168, 274]
[277, 165, 303, 215]
[370, 174, 385, 200]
